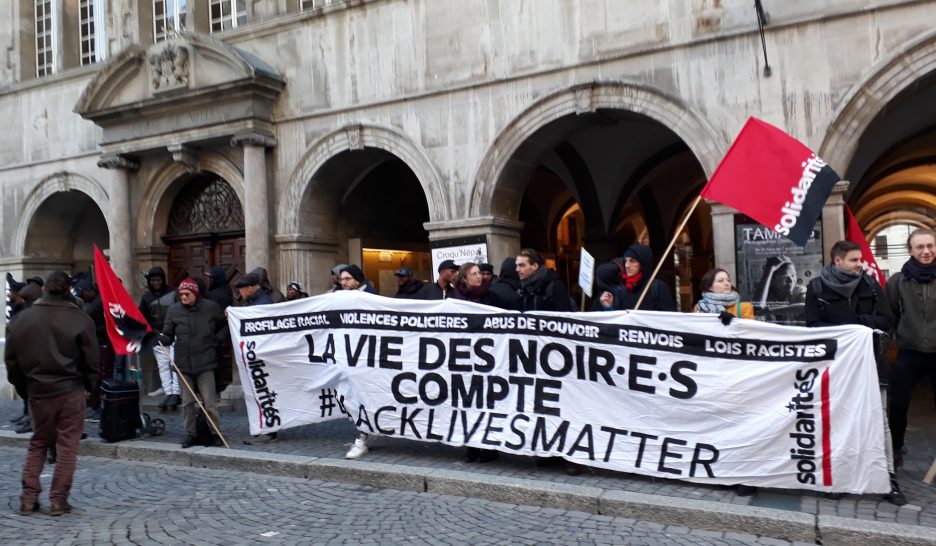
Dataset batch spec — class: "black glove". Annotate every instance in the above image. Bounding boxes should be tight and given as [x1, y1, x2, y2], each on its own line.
[718, 311, 734, 326]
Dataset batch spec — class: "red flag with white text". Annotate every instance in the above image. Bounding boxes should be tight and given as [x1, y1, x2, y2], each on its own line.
[844, 205, 885, 286]
[93, 245, 152, 355]
[701, 117, 840, 246]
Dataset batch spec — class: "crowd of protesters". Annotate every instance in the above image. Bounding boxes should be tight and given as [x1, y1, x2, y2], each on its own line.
[4, 228, 935, 514]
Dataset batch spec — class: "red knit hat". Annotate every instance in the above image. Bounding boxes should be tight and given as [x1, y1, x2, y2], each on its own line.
[178, 278, 199, 295]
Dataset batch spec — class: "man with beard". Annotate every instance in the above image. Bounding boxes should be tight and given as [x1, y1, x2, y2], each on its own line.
[805, 240, 904, 506]
[513, 248, 572, 312]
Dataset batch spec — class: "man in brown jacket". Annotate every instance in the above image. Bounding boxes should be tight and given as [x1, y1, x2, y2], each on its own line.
[5, 271, 99, 516]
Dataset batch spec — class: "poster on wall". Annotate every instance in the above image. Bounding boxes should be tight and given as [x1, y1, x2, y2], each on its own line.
[429, 235, 488, 281]
[735, 215, 823, 325]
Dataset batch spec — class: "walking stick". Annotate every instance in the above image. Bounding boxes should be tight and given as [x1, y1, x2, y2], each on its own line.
[158, 341, 230, 449]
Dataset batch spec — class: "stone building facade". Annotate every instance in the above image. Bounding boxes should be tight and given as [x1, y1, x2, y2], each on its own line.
[2, 1, 936, 395]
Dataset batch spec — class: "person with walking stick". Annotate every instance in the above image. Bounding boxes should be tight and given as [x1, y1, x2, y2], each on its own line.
[158, 279, 228, 448]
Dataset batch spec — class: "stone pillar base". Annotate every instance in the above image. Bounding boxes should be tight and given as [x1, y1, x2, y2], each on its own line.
[274, 234, 340, 295]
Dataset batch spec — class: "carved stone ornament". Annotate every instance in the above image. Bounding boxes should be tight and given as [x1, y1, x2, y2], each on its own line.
[149, 44, 191, 93]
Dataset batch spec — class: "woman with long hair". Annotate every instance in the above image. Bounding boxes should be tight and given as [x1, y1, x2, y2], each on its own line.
[694, 268, 754, 319]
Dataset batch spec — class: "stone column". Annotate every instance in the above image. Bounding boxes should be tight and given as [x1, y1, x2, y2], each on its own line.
[423, 216, 525, 272]
[275, 234, 340, 295]
[98, 154, 139, 284]
[820, 181, 850, 265]
[231, 134, 276, 273]
[709, 201, 739, 282]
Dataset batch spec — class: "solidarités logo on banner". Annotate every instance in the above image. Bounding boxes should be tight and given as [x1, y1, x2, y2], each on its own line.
[701, 117, 840, 247]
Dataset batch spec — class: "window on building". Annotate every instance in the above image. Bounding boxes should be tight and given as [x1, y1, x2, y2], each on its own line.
[79, 0, 107, 65]
[209, 0, 247, 32]
[875, 234, 889, 259]
[302, 0, 336, 9]
[154, 0, 186, 42]
[35, 0, 56, 77]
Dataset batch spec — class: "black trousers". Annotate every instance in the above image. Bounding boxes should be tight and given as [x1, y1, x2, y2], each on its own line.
[888, 348, 936, 451]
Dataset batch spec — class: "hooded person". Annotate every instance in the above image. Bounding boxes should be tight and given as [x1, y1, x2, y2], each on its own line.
[206, 266, 233, 311]
[138, 267, 181, 408]
[599, 244, 676, 312]
[489, 257, 521, 310]
[7, 273, 27, 319]
[329, 264, 349, 293]
[286, 281, 309, 300]
[248, 267, 285, 303]
[591, 262, 623, 311]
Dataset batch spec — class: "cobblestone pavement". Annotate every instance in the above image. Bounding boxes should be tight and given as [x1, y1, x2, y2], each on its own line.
[2, 383, 936, 530]
[0, 446, 815, 546]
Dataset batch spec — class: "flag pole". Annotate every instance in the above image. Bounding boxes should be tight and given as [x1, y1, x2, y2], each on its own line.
[634, 195, 703, 310]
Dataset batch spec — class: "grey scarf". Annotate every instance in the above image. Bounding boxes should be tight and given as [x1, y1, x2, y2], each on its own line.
[820, 264, 861, 298]
[697, 290, 740, 314]
[519, 266, 548, 294]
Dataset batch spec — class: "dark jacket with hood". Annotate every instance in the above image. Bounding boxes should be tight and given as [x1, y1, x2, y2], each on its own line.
[607, 245, 676, 311]
[513, 268, 572, 312]
[207, 266, 234, 310]
[250, 267, 286, 303]
[489, 258, 521, 310]
[5, 294, 100, 400]
[158, 296, 227, 376]
[139, 267, 178, 331]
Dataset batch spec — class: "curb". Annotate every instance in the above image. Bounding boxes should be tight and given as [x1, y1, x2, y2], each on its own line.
[3, 430, 933, 544]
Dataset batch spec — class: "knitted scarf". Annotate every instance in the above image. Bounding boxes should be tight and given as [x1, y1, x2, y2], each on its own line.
[820, 264, 861, 298]
[519, 266, 548, 294]
[696, 290, 740, 314]
[902, 258, 936, 284]
[623, 271, 643, 292]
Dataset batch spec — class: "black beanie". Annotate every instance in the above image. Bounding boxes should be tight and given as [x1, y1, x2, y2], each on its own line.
[341, 265, 366, 284]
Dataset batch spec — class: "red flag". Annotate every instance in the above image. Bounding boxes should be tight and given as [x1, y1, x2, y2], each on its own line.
[844, 205, 885, 286]
[93, 245, 152, 355]
[701, 117, 840, 246]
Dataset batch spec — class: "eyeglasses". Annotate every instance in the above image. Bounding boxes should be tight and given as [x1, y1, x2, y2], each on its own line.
[339, 276, 355, 282]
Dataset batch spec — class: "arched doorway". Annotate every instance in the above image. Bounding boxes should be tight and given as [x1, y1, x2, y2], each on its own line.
[24, 189, 109, 274]
[162, 174, 246, 287]
[841, 66, 936, 272]
[301, 148, 432, 296]
[510, 109, 712, 308]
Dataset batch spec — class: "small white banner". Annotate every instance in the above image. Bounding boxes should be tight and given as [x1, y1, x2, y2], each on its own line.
[578, 248, 595, 297]
[228, 291, 888, 494]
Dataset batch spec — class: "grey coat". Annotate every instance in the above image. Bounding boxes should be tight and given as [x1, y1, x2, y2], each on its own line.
[887, 272, 936, 353]
[159, 297, 228, 375]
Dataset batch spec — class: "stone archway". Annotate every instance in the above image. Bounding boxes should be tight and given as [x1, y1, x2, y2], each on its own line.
[280, 124, 447, 236]
[14, 172, 111, 257]
[469, 80, 725, 220]
[22, 188, 109, 275]
[820, 29, 936, 174]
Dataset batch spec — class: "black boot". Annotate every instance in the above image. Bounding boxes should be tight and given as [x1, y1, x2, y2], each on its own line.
[884, 474, 907, 506]
[166, 394, 181, 411]
[158, 395, 171, 411]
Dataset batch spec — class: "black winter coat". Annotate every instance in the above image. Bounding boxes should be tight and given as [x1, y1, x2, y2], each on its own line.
[804, 275, 892, 330]
[159, 298, 228, 376]
[513, 269, 572, 312]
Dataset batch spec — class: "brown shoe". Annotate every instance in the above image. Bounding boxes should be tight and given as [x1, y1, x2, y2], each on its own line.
[19, 501, 39, 516]
[50, 502, 72, 516]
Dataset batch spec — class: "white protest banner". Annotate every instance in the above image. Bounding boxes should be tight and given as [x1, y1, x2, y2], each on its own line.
[227, 291, 888, 493]
[578, 248, 595, 298]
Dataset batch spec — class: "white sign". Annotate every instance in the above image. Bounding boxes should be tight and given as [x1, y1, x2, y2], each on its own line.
[228, 292, 888, 494]
[430, 243, 488, 281]
[578, 248, 595, 297]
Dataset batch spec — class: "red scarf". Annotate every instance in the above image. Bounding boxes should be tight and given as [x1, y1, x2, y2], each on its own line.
[623, 270, 643, 292]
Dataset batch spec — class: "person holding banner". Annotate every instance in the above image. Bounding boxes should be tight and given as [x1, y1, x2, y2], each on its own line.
[693, 268, 754, 321]
[598, 244, 676, 312]
[158, 279, 227, 449]
[805, 240, 905, 506]
[887, 228, 936, 469]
